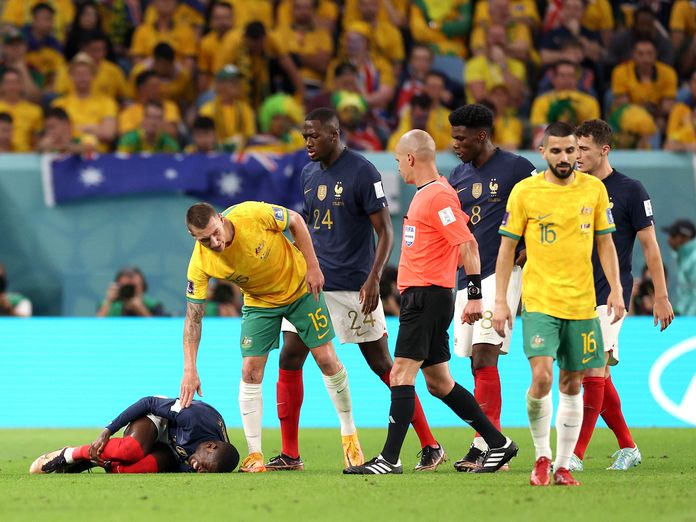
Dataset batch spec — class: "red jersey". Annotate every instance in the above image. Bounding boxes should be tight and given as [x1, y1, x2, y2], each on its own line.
[398, 177, 474, 292]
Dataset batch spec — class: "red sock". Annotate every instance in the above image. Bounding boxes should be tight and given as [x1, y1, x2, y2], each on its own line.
[601, 375, 635, 449]
[277, 369, 303, 459]
[111, 454, 159, 473]
[73, 436, 145, 463]
[473, 366, 502, 436]
[573, 376, 605, 459]
[380, 371, 437, 448]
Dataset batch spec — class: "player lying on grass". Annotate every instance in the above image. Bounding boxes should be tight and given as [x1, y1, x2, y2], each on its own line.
[29, 396, 239, 474]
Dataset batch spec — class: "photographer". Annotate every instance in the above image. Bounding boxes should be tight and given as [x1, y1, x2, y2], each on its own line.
[0, 263, 32, 317]
[97, 267, 165, 317]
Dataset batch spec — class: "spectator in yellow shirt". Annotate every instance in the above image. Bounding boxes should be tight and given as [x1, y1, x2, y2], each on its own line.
[466, 24, 527, 108]
[470, 0, 536, 61]
[216, 21, 305, 109]
[0, 30, 42, 103]
[198, 65, 256, 152]
[119, 70, 181, 139]
[3, 0, 74, 41]
[306, 61, 362, 113]
[0, 113, 14, 152]
[36, 106, 97, 155]
[185, 116, 220, 153]
[388, 93, 450, 151]
[410, 0, 471, 57]
[611, 39, 677, 129]
[0, 68, 43, 151]
[117, 101, 180, 154]
[21, 3, 65, 88]
[482, 84, 524, 151]
[352, 0, 405, 66]
[55, 33, 127, 100]
[272, 0, 334, 91]
[51, 53, 117, 151]
[129, 0, 197, 73]
[276, 0, 338, 32]
[529, 60, 600, 147]
[664, 101, 696, 152]
[128, 43, 194, 106]
[143, 0, 206, 33]
[228, 0, 273, 32]
[245, 93, 305, 153]
[670, 0, 696, 52]
[198, 1, 236, 93]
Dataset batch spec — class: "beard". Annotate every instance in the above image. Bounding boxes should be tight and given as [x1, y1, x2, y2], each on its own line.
[550, 162, 575, 179]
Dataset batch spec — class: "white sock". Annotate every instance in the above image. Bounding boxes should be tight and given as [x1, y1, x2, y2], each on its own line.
[239, 380, 263, 454]
[322, 366, 356, 436]
[554, 392, 583, 471]
[526, 390, 553, 460]
[64, 447, 75, 464]
[472, 436, 488, 452]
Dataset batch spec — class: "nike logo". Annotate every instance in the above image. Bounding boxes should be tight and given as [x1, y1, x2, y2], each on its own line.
[242, 411, 256, 416]
[304, 188, 313, 194]
[457, 187, 467, 193]
[563, 423, 580, 428]
[582, 356, 594, 364]
[276, 402, 286, 406]
[337, 387, 346, 394]
[317, 330, 331, 340]
[537, 213, 552, 220]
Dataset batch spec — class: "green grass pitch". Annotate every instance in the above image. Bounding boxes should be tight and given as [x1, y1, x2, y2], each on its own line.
[1, 427, 695, 521]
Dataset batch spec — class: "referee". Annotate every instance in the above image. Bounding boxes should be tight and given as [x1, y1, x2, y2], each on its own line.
[344, 130, 518, 475]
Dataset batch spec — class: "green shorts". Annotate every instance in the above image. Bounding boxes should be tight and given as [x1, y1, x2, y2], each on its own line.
[239, 292, 335, 357]
[522, 310, 604, 371]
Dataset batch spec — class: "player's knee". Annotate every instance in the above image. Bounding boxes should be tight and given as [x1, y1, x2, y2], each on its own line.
[424, 374, 454, 398]
[531, 372, 553, 395]
[279, 350, 305, 371]
[312, 344, 341, 375]
[241, 366, 265, 384]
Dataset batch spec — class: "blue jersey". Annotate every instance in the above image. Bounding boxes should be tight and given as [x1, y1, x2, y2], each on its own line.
[593, 170, 654, 308]
[105, 397, 229, 472]
[449, 149, 536, 285]
[301, 149, 388, 291]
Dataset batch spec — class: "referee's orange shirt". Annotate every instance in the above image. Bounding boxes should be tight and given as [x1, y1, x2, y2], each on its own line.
[398, 177, 474, 292]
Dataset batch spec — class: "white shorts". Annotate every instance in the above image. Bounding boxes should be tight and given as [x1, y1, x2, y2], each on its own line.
[282, 291, 387, 344]
[597, 304, 625, 366]
[453, 266, 523, 357]
[126, 414, 169, 444]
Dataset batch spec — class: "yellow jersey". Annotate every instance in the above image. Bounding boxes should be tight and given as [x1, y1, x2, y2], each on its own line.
[530, 89, 601, 127]
[0, 99, 43, 152]
[54, 60, 128, 99]
[666, 102, 695, 145]
[3, 0, 74, 39]
[118, 101, 182, 134]
[186, 202, 308, 308]
[129, 22, 197, 60]
[611, 61, 678, 106]
[499, 171, 615, 320]
[199, 98, 256, 146]
[670, 0, 696, 35]
[271, 25, 334, 83]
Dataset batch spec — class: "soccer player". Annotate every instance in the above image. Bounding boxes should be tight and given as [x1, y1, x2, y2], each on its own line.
[344, 130, 518, 475]
[494, 121, 625, 486]
[272, 108, 444, 472]
[29, 396, 239, 474]
[448, 104, 536, 471]
[180, 201, 362, 473]
[571, 119, 674, 471]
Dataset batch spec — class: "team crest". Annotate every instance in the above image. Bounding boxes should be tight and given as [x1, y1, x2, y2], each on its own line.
[317, 185, 327, 201]
[242, 336, 253, 349]
[472, 183, 482, 199]
[404, 225, 416, 247]
[489, 179, 498, 196]
[581, 206, 593, 215]
[334, 182, 343, 196]
[531, 335, 545, 349]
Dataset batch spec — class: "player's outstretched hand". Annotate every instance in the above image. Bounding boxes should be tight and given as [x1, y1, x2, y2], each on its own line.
[359, 274, 380, 315]
[492, 302, 512, 337]
[180, 369, 202, 408]
[653, 296, 674, 331]
[606, 290, 626, 325]
[305, 265, 325, 301]
[89, 428, 112, 461]
[462, 299, 483, 325]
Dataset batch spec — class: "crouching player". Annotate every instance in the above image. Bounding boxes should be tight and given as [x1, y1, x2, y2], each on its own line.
[29, 396, 239, 474]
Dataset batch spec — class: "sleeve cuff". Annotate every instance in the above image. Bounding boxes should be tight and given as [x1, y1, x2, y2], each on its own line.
[499, 229, 522, 240]
[595, 227, 616, 236]
[282, 207, 290, 231]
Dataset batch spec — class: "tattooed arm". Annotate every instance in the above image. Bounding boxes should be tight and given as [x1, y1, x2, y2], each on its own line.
[179, 301, 206, 407]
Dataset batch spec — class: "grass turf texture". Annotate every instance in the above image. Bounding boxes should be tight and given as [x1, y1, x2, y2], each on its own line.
[1, 428, 694, 521]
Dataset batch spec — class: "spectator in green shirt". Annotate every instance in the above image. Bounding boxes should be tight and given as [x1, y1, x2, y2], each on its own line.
[97, 266, 165, 317]
[663, 219, 696, 315]
[116, 101, 179, 153]
[0, 263, 32, 317]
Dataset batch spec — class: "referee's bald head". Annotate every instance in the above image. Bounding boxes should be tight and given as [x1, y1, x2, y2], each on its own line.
[395, 129, 436, 161]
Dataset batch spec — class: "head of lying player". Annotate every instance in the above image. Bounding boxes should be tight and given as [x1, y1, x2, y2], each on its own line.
[302, 107, 342, 164]
[539, 121, 578, 180]
[188, 440, 240, 473]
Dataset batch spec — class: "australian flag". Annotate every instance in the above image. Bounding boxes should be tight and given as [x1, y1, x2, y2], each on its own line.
[42, 151, 310, 210]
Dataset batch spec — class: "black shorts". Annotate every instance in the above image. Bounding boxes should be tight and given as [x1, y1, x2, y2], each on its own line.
[394, 286, 454, 368]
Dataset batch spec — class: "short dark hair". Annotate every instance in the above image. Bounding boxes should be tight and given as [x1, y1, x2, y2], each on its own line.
[209, 441, 240, 473]
[187, 202, 217, 230]
[80, 30, 109, 47]
[410, 44, 434, 59]
[244, 21, 266, 40]
[553, 59, 578, 72]
[333, 61, 357, 77]
[633, 5, 655, 21]
[114, 266, 148, 291]
[543, 121, 575, 144]
[305, 107, 339, 127]
[135, 70, 158, 89]
[44, 107, 70, 121]
[448, 104, 494, 132]
[575, 119, 612, 147]
[425, 70, 447, 84]
[153, 42, 175, 61]
[410, 93, 433, 110]
[31, 2, 55, 17]
[633, 37, 656, 50]
[144, 100, 164, 112]
[192, 115, 215, 131]
[0, 112, 13, 124]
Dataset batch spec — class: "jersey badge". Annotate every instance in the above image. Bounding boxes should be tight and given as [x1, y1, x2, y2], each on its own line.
[581, 206, 593, 215]
[272, 206, 284, 221]
[607, 208, 615, 224]
[334, 182, 343, 198]
[501, 211, 510, 226]
[187, 280, 194, 295]
[318, 184, 327, 201]
[644, 200, 653, 217]
[488, 179, 498, 197]
[374, 181, 385, 199]
[404, 225, 416, 246]
[242, 336, 253, 349]
[531, 335, 545, 349]
[472, 182, 482, 199]
[438, 207, 456, 226]
[580, 223, 591, 233]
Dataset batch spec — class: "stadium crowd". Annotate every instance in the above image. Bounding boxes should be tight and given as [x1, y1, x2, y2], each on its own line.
[0, 0, 695, 154]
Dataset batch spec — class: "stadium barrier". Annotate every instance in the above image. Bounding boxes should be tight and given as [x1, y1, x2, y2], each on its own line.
[2, 317, 694, 428]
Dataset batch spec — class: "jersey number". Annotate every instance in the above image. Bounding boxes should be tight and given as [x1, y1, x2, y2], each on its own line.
[582, 331, 598, 355]
[313, 209, 333, 230]
[308, 308, 329, 331]
[226, 274, 249, 284]
[348, 310, 376, 336]
[470, 205, 481, 225]
[540, 223, 557, 244]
